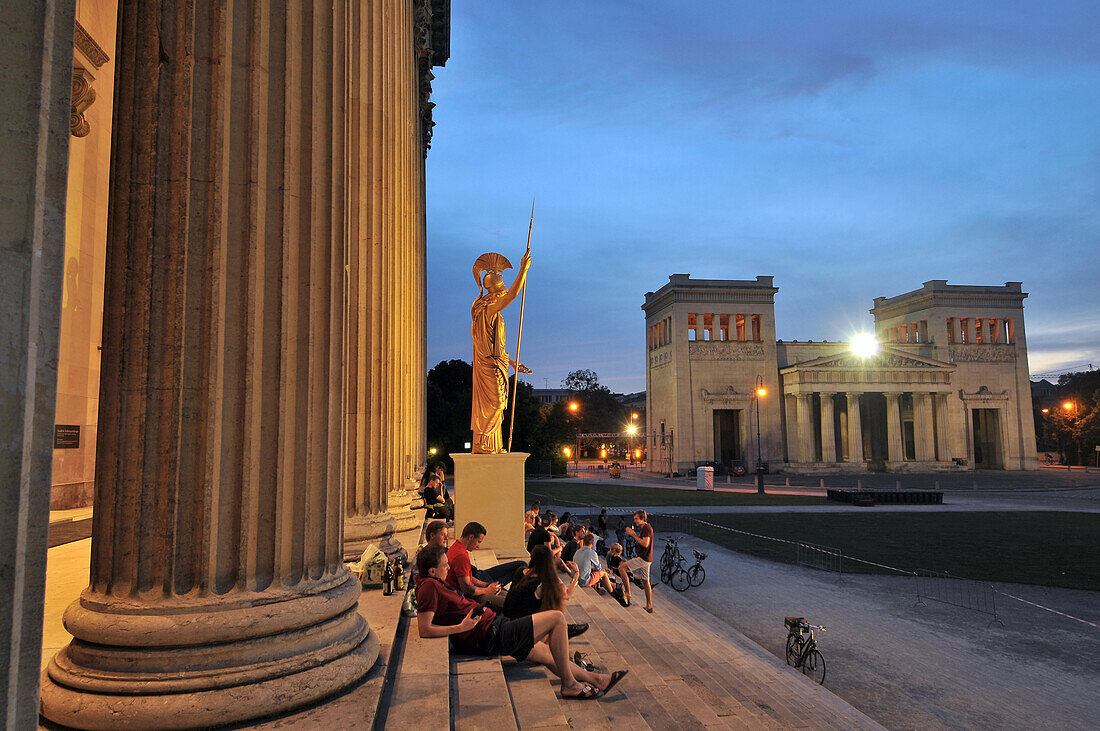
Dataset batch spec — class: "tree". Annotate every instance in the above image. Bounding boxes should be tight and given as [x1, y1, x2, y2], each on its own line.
[426, 360, 473, 465]
[562, 369, 601, 393]
[1046, 371, 1100, 465]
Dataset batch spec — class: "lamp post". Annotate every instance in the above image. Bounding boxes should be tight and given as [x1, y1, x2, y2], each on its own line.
[754, 375, 766, 494]
[569, 401, 580, 471]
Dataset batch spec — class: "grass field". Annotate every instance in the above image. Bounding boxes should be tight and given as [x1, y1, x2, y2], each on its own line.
[553, 506, 1099, 591]
[524, 481, 825, 507]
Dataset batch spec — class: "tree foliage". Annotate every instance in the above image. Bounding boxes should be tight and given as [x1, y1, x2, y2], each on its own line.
[1041, 370, 1100, 465]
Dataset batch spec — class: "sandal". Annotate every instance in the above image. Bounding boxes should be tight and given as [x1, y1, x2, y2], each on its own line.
[602, 670, 629, 696]
[573, 651, 596, 672]
[561, 682, 601, 700]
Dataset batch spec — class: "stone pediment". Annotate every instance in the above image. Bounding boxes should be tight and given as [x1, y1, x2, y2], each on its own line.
[783, 345, 954, 372]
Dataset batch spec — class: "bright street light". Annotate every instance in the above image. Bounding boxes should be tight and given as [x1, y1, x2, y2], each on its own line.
[850, 332, 880, 358]
[569, 401, 579, 412]
[429, 447, 437, 455]
[626, 425, 638, 435]
[1063, 402, 1074, 411]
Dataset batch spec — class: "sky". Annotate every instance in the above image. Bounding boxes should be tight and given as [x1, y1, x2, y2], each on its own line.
[425, 1, 1100, 394]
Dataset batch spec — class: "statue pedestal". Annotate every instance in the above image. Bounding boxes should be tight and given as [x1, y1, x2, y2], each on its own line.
[451, 452, 528, 559]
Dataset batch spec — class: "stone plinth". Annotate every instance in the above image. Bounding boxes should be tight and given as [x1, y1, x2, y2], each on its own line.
[452, 452, 528, 558]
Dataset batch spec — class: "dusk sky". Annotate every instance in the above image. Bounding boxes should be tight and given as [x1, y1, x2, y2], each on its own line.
[425, 1, 1100, 394]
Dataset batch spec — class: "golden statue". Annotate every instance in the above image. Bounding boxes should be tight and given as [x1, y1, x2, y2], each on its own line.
[470, 249, 531, 453]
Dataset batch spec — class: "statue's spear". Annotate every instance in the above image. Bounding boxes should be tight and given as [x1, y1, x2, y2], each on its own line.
[507, 200, 534, 452]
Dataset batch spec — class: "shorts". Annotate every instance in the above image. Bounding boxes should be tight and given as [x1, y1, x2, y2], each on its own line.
[623, 557, 651, 582]
[584, 570, 606, 587]
[477, 615, 535, 662]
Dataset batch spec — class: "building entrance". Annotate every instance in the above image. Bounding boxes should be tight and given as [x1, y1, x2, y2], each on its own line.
[712, 409, 743, 468]
[972, 408, 1002, 469]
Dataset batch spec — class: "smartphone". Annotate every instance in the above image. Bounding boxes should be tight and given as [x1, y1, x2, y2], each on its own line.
[471, 606, 485, 619]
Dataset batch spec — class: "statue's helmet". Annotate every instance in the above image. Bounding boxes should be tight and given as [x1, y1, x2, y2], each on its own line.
[473, 252, 513, 296]
[482, 271, 506, 295]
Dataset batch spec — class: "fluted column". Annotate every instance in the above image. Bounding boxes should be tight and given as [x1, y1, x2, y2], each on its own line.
[796, 393, 815, 463]
[820, 393, 836, 463]
[846, 393, 864, 463]
[40, 4, 377, 727]
[913, 392, 935, 462]
[886, 393, 905, 463]
[344, 0, 424, 546]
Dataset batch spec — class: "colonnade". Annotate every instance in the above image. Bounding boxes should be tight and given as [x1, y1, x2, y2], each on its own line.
[785, 391, 952, 466]
[35, 1, 441, 727]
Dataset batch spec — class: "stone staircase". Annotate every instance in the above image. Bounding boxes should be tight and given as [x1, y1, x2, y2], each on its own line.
[378, 550, 887, 730]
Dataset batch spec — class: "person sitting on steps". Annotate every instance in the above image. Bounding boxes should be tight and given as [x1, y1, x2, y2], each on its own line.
[503, 545, 589, 638]
[446, 521, 526, 611]
[415, 545, 627, 700]
[574, 533, 624, 605]
[424, 520, 448, 549]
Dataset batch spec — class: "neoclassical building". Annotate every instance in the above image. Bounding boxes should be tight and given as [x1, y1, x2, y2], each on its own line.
[3, 0, 446, 727]
[643, 275, 1039, 474]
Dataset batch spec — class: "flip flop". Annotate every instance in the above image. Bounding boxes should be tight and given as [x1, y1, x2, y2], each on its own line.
[602, 670, 629, 695]
[573, 651, 596, 672]
[562, 682, 601, 700]
[644, 606, 654, 613]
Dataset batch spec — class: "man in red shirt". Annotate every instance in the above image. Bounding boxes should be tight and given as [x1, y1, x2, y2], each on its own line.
[416, 545, 627, 700]
[445, 522, 526, 605]
[621, 510, 654, 613]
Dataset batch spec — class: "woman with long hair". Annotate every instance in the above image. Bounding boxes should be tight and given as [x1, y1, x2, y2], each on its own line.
[504, 545, 578, 618]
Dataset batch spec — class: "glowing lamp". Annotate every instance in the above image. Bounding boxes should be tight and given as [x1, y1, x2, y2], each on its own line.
[1041, 408, 1049, 414]
[1063, 402, 1074, 411]
[563, 447, 571, 457]
[569, 402, 579, 411]
[429, 447, 437, 455]
[850, 333, 880, 358]
[626, 425, 638, 435]
[756, 387, 767, 397]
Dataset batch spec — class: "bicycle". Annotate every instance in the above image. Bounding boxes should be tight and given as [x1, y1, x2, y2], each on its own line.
[669, 548, 706, 592]
[660, 537, 684, 584]
[783, 616, 826, 684]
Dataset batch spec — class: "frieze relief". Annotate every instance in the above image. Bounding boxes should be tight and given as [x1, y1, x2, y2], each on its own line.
[949, 345, 1016, 363]
[649, 349, 671, 368]
[688, 341, 765, 361]
[959, 385, 1010, 402]
[700, 386, 753, 403]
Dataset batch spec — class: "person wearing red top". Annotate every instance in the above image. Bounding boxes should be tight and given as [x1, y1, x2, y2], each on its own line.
[622, 510, 655, 613]
[445, 522, 526, 602]
[415, 545, 627, 700]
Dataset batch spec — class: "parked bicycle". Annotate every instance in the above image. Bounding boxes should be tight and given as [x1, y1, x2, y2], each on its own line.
[659, 537, 684, 584]
[784, 616, 826, 684]
[666, 546, 707, 592]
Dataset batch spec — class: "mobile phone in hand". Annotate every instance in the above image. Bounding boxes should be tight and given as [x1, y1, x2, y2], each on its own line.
[471, 606, 485, 619]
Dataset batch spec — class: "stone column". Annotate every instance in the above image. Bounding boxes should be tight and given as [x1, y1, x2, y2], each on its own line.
[796, 393, 815, 463]
[0, 2, 74, 726]
[934, 393, 951, 462]
[344, 0, 423, 547]
[40, 4, 378, 728]
[886, 393, 905, 463]
[819, 393, 836, 463]
[784, 394, 800, 462]
[913, 393, 935, 462]
[846, 393, 864, 463]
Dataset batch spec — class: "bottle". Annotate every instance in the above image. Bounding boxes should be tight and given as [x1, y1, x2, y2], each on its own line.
[394, 557, 405, 591]
[401, 586, 417, 617]
[382, 560, 393, 596]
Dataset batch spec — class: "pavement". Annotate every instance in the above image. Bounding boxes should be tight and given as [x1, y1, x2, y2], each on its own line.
[650, 532, 1098, 730]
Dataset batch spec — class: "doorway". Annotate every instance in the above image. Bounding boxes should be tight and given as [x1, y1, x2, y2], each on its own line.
[713, 409, 743, 468]
[972, 408, 1002, 469]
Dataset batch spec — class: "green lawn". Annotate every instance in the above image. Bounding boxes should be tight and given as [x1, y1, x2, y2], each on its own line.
[524, 481, 825, 507]
[656, 512, 1100, 591]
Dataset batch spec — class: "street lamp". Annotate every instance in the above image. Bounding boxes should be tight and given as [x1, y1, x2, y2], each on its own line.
[754, 375, 767, 494]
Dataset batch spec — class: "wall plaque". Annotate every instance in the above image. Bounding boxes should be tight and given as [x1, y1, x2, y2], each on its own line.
[55, 424, 80, 449]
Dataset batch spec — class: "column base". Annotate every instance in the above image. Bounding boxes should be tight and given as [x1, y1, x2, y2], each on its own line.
[39, 572, 378, 730]
[345, 511, 414, 560]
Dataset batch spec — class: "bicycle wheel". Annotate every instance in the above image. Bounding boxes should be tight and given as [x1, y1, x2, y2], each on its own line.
[801, 649, 826, 685]
[785, 634, 803, 666]
[688, 564, 705, 587]
[670, 568, 690, 592]
[660, 563, 672, 584]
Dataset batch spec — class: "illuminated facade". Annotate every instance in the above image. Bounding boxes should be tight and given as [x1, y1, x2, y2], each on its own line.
[643, 275, 1039, 473]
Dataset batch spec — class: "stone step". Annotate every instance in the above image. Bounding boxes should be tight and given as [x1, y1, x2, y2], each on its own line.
[378, 596, 451, 729]
[452, 655, 519, 731]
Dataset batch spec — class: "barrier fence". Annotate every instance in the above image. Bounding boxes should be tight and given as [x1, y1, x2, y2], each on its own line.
[914, 569, 1002, 626]
[797, 542, 843, 574]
